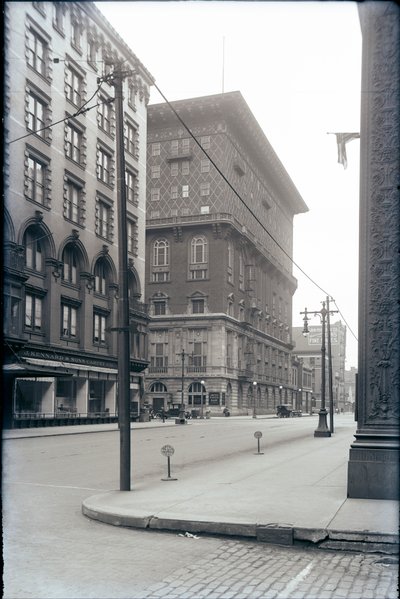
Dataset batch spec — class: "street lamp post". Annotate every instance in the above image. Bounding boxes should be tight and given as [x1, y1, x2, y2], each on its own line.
[279, 385, 283, 405]
[252, 381, 257, 418]
[178, 349, 186, 423]
[200, 379, 205, 419]
[298, 388, 302, 411]
[301, 298, 337, 438]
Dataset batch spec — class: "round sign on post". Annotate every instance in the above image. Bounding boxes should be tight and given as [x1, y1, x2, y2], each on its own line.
[161, 445, 177, 481]
[254, 431, 264, 455]
[161, 444, 175, 457]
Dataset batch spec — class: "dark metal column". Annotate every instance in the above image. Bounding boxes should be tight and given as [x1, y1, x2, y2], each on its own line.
[347, 2, 400, 499]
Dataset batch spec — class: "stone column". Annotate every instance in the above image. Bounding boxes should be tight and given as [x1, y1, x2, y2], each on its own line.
[347, 2, 400, 499]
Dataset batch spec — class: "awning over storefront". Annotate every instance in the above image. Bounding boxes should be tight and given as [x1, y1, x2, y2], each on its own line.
[3, 361, 72, 378]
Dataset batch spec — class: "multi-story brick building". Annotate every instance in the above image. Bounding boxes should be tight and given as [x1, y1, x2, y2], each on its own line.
[144, 92, 307, 416]
[292, 321, 347, 411]
[3, 1, 153, 427]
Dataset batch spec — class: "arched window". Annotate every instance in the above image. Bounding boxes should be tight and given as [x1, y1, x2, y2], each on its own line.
[94, 258, 108, 295]
[189, 235, 208, 279]
[150, 382, 167, 393]
[152, 239, 169, 282]
[188, 381, 206, 406]
[239, 252, 244, 290]
[227, 241, 234, 283]
[62, 245, 79, 284]
[24, 227, 43, 272]
[153, 239, 169, 266]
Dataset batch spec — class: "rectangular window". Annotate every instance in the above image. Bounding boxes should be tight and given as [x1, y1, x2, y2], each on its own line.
[151, 142, 160, 156]
[93, 311, 107, 344]
[200, 136, 210, 149]
[61, 304, 78, 339]
[151, 188, 160, 202]
[96, 199, 111, 239]
[97, 147, 112, 184]
[27, 28, 47, 77]
[170, 139, 178, 156]
[170, 186, 178, 200]
[200, 182, 210, 196]
[182, 185, 189, 198]
[201, 159, 210, 173]
[200, 205, 210, 214]
[182, 138, 190, 154]
[65, 180, 81, 223]
[125, 169, 136, 204]
[66, 123, 82, 163]
[87, 38, 97, 67]
[25, 294, 42, 331]
[151, 165, 160, 179]
[192, 299, 205, 313]
[71, 20, 82, 51]
[124, 121, 137, 155]
[66, 67, 83, 106]
[27, 92, 46, 137]
[26, 155, 45, 204]
[181, 160, 190, 176]
[127, 219, 137, 254]
[53, 4, 64, 32]
[98, 96, 112, 133]
[170, 162, 178, 177]
[154, 301, 166, 315]
[152, 272, 169, 282]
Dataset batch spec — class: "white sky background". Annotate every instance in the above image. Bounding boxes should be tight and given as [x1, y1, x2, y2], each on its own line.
[97, 1, 362, 368]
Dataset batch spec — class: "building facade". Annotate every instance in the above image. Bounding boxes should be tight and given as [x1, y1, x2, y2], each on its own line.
[3, 1, 153, 427]
[292, 321, 347, 411]
[144, 92, 307, 416]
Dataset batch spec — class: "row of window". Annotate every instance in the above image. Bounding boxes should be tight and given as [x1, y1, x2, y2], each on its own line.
[26, 149, 138, 245]
[25, 228, 138, 289]
[28, 5, 147, 109]
[151, 236, 208, 282]
[150, 159, 211, 179]
[150, 137, 210, 158]
[25, 292, 107, 345]
[150, 183, 210, 201]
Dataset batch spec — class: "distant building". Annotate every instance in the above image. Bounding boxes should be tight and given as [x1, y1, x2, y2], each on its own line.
[292, 322, 347, 411]
[3, 1, 153, 428]
[144, 92, 308, 416]
[344, 366, 357, 413]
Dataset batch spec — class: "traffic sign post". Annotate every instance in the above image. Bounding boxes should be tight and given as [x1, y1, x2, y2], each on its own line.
[161, 445, 178, 481]
[254, 431, 264, 455]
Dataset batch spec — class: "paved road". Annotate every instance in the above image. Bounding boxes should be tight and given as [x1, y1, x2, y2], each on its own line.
[3, 417, 398, 598]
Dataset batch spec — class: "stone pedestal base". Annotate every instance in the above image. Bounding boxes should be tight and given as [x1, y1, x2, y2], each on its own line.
[347, 447, 400, 500]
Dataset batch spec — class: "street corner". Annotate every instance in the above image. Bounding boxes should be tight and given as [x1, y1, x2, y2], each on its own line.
[81, 490, 154, 529]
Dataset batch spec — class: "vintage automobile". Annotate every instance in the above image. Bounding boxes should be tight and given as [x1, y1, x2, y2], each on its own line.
[276, 404, 293, 418]
[276, 404, 303, 418]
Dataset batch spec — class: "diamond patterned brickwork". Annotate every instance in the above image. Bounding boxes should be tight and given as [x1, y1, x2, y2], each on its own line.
[147, 122, 293, 274]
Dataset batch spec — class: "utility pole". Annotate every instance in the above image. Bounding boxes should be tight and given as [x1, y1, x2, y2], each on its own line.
[110, 63, 134, 490]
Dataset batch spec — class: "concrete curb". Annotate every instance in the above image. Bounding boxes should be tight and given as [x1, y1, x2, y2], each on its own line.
[81, 498, 399, 555]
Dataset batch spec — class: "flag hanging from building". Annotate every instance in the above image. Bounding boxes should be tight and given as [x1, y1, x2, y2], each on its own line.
[328, 132, 360, 169]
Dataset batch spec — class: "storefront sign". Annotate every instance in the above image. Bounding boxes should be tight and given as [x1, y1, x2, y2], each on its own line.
[208, 392, 220, 405]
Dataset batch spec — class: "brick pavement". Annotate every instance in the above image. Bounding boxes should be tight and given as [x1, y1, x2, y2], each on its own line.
[139, 538, 398, 599]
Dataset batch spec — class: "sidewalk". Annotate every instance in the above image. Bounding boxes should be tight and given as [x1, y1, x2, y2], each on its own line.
[4, 418, 399, 554]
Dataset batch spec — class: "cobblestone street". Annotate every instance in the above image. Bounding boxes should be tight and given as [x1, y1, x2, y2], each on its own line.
[141, 538, 398, 599]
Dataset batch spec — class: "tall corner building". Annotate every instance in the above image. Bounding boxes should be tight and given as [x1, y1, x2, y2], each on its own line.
[145, 92, 308, 416]
[3, 1, 153, 428]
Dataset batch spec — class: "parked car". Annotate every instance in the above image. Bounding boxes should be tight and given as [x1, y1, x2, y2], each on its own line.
[276, 404, 293, 418]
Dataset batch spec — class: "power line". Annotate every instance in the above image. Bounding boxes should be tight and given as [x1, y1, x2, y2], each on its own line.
[152, 82, 358, 338]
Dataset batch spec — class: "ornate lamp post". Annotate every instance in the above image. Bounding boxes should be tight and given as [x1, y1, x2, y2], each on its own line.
[301, 302, 332, 437]
[252, 381, 257, 418]
[279, 385, 283, 405]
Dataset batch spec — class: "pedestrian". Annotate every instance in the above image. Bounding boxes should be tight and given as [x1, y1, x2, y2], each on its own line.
[161, 408, 166, 423]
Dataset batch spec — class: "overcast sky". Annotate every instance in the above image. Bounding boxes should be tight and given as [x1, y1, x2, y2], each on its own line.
[97, 1, 362, 368]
